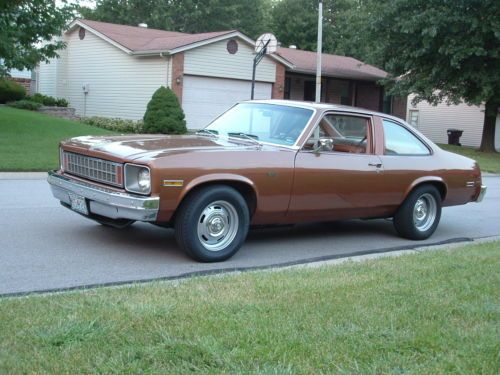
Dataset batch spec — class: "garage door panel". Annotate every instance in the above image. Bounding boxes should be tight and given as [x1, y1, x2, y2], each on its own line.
[182, 76, 272, 129]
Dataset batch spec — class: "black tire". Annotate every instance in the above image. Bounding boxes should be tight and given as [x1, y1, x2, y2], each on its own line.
[393, 185, 442, 240]
[174, 185, 250, 262]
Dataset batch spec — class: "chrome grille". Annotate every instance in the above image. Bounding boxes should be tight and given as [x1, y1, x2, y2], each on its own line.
[63, 151, 123, 187]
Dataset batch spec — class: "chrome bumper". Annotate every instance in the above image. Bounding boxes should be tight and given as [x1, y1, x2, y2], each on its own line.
[47, 170, 159, 221]
[476, 185, 487, 203]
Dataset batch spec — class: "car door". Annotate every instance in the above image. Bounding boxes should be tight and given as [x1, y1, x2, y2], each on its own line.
[288, 112, 389, 220]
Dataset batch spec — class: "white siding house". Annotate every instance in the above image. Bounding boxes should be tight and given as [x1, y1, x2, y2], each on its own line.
[36, 19, 291, 127]
[407, 95, 500, 150]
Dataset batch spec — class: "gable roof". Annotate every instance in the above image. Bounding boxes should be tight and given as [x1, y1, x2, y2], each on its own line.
[67, 19, 293, 67]
[276, 47, 387, 81]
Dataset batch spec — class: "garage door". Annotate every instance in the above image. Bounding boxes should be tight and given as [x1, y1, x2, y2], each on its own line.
[182, 75, 272, 129]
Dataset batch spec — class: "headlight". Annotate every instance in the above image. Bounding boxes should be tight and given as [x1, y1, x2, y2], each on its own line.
[124, 164, 151, 195]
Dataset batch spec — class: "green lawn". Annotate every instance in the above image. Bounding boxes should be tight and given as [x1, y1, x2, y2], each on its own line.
[1, 241, 498, 374]
[439, 143, 500, 174]
[0, 107, 116, 171]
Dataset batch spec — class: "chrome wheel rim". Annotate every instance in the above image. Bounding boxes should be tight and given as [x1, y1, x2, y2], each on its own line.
[197, 200, 239, 252]
[413, 193, 437, 232]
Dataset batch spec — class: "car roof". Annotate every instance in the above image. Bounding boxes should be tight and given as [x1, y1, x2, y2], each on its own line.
[246, 99, 406, 124]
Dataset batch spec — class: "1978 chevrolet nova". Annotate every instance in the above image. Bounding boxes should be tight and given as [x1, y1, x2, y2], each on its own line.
[48, 100, 486, 262]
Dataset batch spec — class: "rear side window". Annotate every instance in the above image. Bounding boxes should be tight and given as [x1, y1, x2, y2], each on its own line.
[383, 119, 430, 155]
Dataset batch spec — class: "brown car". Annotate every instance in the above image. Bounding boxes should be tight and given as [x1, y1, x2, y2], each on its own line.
[48, 100, 486, 262]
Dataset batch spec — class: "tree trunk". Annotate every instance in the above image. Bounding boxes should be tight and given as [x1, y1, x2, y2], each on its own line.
[479, 99, 499, 153]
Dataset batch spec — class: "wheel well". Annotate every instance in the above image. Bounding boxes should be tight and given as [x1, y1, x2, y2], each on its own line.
[411, 181, 447, 200]
[175, 181, 257, 219]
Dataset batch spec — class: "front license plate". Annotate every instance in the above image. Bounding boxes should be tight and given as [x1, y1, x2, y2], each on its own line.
[69, 193, 89, 215]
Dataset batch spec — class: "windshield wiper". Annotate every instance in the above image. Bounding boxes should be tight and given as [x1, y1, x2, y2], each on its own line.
[195, 129, 219, 137]
[227, 132, 261, 146]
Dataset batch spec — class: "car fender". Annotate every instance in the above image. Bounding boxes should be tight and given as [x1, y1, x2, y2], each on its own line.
[403, 176, 448, 201]
[178, 173, 259, 206]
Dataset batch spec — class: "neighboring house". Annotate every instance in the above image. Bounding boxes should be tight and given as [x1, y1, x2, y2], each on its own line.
[407, 95, 500, 150]
[37, 19, 403, 128]
[275, 47, 407, 119]
[1, 59, 33, 94]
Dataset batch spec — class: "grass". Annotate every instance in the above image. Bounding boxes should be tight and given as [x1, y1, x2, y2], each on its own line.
[1, 241, 499, 374]
[439, 143, 500, 174]
[0, 107, 117, 171]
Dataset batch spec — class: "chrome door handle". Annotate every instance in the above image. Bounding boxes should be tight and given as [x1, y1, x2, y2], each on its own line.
[368, 162, 382, 168]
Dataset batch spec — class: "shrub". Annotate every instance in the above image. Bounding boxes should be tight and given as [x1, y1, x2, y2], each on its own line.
[80, 117, 143, 133]
[143, 86, 187, 134]
[7, 100, 42, 111]
[0, 79, 26, 103]
[29, 93, 68, 107]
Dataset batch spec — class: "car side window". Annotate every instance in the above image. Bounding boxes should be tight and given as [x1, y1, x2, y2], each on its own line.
[383, 119, 430, 155]
[305, 114, 369, 154]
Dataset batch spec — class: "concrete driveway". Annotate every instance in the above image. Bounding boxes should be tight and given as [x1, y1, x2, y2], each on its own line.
[1, 175, 499, 296]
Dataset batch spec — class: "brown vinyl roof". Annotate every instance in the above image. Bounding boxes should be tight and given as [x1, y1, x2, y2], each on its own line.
[77, 19, 236, 53]
[276, 47, 387, 81]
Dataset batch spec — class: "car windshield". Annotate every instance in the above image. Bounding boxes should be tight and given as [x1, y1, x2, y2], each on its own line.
[204, 103, 314, 146]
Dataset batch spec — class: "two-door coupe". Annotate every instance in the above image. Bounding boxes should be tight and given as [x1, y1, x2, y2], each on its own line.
[48, 100, 486, 262]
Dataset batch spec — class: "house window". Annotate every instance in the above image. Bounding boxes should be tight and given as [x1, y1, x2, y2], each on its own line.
[408, 110, 419, 128]
[304, 81, 315, 101]
[382, 93, 393, 114]
[284, 77, 291, 99]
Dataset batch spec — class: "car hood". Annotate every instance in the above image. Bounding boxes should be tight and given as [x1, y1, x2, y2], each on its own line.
[61, 134, 257, 161]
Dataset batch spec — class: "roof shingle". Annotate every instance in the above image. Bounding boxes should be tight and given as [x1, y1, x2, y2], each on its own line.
[77, 19, 235, 53]
[276, 47, 387, 81]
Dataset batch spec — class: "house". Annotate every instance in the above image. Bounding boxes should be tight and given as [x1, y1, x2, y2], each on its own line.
[406, 95, 500, 150]
[1, 59, 33, 94]
[276, 47, 407, 120]
[37, 19, 403, 128]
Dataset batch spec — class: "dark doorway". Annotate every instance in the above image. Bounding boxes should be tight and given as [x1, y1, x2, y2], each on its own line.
[304, 81, 315, 101]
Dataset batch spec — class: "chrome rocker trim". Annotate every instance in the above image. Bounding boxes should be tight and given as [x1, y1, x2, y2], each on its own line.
[476, 185, 487, 203]
[47, 170, 159, 221]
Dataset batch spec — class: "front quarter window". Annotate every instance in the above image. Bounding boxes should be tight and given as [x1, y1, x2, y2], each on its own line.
[383, 119, 430, 155]
[205, 103, 313, 146]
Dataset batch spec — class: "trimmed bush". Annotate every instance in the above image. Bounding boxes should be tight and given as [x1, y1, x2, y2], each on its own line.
[80, 117, 143, 133]
[143, 86, 187, 134]
[29, 93, 68, 107]
[0, 79, 26, 103]
[7, 100, 42, 111]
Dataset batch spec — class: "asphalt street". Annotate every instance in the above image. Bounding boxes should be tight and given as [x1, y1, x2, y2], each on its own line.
[1, 176, 499, 296]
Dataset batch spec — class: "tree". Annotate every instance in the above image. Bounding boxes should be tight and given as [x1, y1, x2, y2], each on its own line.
[0, 0, 75, 77]
[269, 0, 358, 53]
[80, 0, 271, 38]
[362, 0, 500, 152]
[143, 87, 187, 134]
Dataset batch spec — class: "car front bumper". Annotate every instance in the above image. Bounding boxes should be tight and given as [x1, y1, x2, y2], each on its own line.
[476, 185, 487, 203]
[47, 170, 160, 221]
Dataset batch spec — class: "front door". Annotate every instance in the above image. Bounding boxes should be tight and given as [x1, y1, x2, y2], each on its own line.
[289, 113, 389, 220]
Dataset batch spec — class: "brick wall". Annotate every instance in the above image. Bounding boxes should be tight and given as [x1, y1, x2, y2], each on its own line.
[355, 83, 381, 112]
[8, 77, 31, 93]
[391, 96, 407, 120]
[171, 52, 184, 103]
[272, 64, 286, 99]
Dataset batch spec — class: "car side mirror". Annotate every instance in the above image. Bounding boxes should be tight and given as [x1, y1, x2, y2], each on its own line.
[313, 138, 334, 153]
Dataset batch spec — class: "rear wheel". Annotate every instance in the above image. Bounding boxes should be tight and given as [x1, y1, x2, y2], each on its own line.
[393, 185, 442, 240]
[174, 185, 250, 262]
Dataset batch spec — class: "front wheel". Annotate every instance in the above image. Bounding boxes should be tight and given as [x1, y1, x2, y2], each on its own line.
[174, 185, 250, 262]
[393, 185, 442, 240]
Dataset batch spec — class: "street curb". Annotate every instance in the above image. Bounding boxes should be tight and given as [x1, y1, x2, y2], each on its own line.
[0, 172, 48, 180]
[2, 235, 499, 299]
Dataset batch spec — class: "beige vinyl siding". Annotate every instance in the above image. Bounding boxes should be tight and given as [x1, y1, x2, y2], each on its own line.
[37, 58, 58, 97]
[60, 30, 168, 120]
[407, 95, 487, 148]
[184, 39, 276, 83]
